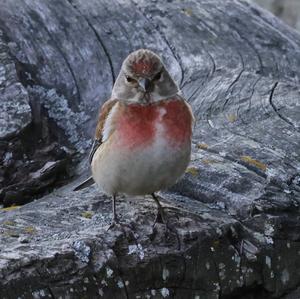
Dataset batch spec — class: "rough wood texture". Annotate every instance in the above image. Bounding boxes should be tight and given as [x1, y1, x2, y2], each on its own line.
[0, 0, 300, 298]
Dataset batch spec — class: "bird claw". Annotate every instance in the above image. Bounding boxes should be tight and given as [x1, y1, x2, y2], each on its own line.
[151, 201, 178, 234]
[107, 216, 121, 231]
[153, 207, 166, 227]
[153, 209, 178, 237]
[154, 213, 164, 224]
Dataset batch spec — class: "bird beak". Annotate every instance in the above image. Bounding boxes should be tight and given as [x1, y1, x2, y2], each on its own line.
[139, 78, 151, 92]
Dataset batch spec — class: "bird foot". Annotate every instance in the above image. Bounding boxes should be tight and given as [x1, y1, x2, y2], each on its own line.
[152, 209, 180, 246]
[153, 204, 179, 229]
[107, 216, 121, 231]
[154, 213, 164, 224]
[153, 206, 167, 226]
[153, 208, 177, 233]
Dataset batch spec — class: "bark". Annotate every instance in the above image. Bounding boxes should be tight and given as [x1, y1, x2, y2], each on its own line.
[0, 0, 300, 298]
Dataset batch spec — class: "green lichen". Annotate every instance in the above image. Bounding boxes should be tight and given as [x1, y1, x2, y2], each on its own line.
[81, 211, 94, 219]
[241, 155, 267, 171]
[185, 167, 199, 176]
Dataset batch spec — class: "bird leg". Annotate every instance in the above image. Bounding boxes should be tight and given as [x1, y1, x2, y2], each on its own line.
[107, 194, 119, 230]
[151, 193, 181, 249]
[152, 193, 166, 224]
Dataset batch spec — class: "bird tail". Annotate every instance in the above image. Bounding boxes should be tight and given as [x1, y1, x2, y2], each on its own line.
[73, 176, 95, 191]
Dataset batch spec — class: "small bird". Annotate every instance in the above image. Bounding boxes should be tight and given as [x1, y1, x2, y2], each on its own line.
[75, 49, 194, 227]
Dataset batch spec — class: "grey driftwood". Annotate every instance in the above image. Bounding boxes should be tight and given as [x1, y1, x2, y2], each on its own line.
[0, 0, 300, 298]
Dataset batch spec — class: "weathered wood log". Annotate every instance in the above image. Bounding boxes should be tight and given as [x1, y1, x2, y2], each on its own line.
[0, 0, 300, 298]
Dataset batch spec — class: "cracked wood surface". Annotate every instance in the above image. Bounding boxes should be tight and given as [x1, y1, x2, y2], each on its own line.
[0, 0, 300, 298]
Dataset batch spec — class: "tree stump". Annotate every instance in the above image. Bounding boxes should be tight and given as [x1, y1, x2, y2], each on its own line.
[0, 0, 300, 298]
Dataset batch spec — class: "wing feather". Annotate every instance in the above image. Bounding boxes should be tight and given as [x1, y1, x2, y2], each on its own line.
[74, 99, 119, 191]
[89, 99, 118, 164]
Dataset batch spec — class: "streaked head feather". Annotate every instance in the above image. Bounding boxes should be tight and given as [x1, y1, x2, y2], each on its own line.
[112, 49, 179, 103]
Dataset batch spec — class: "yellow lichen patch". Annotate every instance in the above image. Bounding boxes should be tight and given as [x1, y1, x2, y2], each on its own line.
[227, 114, 238, 123]
[81, 211, 94, 219]
[197, 143, 209, 150]
[3, 220, 16, 226]
[185, 167, 199, 176]
[24, 226, 36, 234]
[181, 8, 193, 16]
[1, 205, 21, 212]
[241, 156, 267, 171]
[202, 159, 221, 165]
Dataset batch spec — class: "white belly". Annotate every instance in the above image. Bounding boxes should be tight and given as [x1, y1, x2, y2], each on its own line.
[91, 135, 191, 196]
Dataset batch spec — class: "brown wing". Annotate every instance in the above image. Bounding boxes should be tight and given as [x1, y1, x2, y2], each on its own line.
[88, 99, 118, 164]
[94, 99, 118, 140]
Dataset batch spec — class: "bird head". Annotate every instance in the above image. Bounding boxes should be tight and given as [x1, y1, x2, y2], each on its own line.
[112, 49, 179, 103]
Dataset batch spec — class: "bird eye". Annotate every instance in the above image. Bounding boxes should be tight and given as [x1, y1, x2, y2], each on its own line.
[153, 71, 162, 81]
[126, 76, 136, 83]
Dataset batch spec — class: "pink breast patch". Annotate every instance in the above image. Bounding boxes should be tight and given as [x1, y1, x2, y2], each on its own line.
[160, 100, 193, 145]
[117, 104, 157, 148]
[117, 99, 192, 149]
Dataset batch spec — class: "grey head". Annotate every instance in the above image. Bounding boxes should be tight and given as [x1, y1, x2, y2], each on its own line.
[112, 49, 179, 103]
